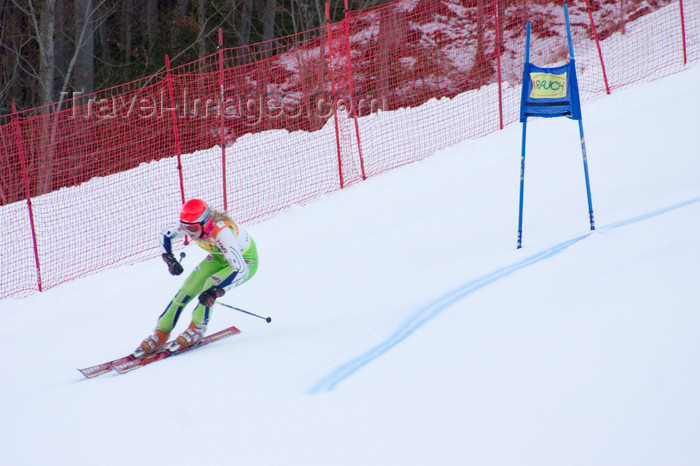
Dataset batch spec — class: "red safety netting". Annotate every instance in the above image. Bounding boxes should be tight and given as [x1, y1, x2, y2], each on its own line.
[1, 0, 697, 298]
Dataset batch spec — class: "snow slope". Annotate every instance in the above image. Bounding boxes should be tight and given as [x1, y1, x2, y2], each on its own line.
[1, 65, 699, 465]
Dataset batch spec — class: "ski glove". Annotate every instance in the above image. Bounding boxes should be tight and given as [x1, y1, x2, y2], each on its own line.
[199, 286, 225, 307]
[162, 253, 184, 276]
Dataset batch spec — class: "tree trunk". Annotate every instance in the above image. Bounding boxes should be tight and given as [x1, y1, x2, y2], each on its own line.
[37, 0, 56, 108]
[146, 0, 158, 66]
[54, 0, 69, 102]
[469, 0, 493, 88]
[98, 3, 110, 66]
[238, 0, 253, 48]
[171, 0, 191, 52]
[377, 6, 401, 107]
[37, 0, 56, 196]
[122, 0, 133, 66]
[198, 0, 207, 59]
[261, 0, 276, 43]
[74, 0, 95, 94]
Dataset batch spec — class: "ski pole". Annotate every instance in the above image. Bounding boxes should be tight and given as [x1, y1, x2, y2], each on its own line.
[216, 301, 272, 323]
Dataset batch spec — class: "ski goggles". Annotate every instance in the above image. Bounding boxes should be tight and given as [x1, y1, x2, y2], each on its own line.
[180, 221, 203, 236]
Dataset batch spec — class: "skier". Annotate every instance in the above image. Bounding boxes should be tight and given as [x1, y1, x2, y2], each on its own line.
[134, 199, 258, 356]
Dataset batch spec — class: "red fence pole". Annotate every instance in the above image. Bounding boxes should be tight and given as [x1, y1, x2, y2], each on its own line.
[494, 0, 504, 130]
[218, 28, 229, 210]
[326, 2, 345, 189]
[343, 0, 367, 180]
[583, 0, 611, 94]
[165, 55, 186, 204]
[679, 0, 687, 65]
[11, 103, 43, 292]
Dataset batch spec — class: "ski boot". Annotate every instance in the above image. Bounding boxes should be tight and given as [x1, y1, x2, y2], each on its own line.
[133, 328, 170, 358]
[170, 321, 207, 351]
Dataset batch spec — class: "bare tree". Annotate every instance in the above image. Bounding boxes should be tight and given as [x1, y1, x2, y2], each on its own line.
[238, 0, 254, 48]
[260, 0, 276, 43]
[469, 0, 494, 88]
[377, 4, 404, 106]
[145, 0, 158, 67]
[38, 0, 107, 195]
[120, 0, 133, 67]
[13, 0, 56, 110]
[198, 0, 207, 59]
[74, 0, 94, 94]
[171, 0, 192, 52]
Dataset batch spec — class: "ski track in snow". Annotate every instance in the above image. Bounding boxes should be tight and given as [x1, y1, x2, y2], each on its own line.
[309, 195, 700, 393]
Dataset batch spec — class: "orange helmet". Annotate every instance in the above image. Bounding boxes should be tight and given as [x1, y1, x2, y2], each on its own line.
[180, 199, 212, 238]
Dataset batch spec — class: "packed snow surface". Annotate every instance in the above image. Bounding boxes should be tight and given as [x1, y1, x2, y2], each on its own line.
[1, 64, 699, 465]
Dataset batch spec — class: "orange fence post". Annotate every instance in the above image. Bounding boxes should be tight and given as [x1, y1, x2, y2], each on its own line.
[494, 0, 504, 130]
[583, 0, 611, 94]
[218, 28, 229, 210]
[165, 55, 186, 204]
[326, 2, 344, 189]
[343, 0, 367, 180]
[11, 103, 42, 292]
[679, 0, 687, 65]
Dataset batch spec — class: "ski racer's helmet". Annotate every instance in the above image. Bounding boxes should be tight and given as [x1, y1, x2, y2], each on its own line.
[180, 199, 212, 238]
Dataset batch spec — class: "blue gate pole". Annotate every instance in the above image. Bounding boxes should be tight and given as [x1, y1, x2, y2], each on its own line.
[564, 3, 596, 230]
[517, 121, 528, 249]
[517, 22, 531, 249]
[564, 4, 574, 61]
[578, 121, 596, 230]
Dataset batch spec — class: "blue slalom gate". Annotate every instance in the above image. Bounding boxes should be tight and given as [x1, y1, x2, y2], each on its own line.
[517, 4, 596, 249]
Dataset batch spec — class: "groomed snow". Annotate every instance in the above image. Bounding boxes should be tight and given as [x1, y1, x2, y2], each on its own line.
[1, 64, 699, 466]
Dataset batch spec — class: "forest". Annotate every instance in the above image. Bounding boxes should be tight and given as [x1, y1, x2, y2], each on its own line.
[1, 0, 662, 117]
[0, 0, 676, 207]
[0, 0, 396, 115]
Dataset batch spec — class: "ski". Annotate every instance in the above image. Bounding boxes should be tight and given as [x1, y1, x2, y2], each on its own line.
[78, 355, 135, 379]
[112, 325, 241, 374]
[78, 325, 240, 378]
